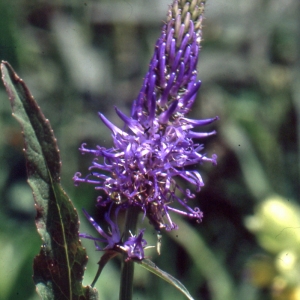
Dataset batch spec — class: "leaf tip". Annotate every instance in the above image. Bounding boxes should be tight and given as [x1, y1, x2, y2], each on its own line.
[1, 60, 7, 69]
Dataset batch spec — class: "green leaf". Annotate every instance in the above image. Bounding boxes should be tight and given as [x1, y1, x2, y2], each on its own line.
[1, 61, 98, 300]
[137, 259, 194, 300]
[91, 251, 119, 288]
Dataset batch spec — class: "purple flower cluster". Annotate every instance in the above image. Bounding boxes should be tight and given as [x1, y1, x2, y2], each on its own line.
[75, 0, 217, 258]
[79, 207, 147, 260]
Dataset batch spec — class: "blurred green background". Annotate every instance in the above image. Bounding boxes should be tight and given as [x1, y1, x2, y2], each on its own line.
[0, 0, 299, 299]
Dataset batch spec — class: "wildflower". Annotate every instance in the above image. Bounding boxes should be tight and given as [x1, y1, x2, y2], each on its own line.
[79, 207, 122, 251]
[80, 207, 147, 260]
[122, 229, 147, 260]
[74, 0, 218, 231]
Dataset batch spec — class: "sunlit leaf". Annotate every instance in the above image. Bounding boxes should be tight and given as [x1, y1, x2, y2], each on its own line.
[138, 258, 194, 300]
[1, 61, 98, 300]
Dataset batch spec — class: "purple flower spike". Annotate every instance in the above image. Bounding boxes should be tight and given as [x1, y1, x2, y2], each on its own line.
[74, 1, 218, 233]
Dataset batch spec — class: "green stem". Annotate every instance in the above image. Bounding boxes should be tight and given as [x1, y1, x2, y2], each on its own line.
[119, 206, 140, 300]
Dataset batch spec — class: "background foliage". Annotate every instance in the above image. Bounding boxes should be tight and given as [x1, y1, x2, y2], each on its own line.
[0, 0, 299, 299]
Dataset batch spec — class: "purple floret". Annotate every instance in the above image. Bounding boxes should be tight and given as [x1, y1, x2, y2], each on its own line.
[80, 207, 147, 260]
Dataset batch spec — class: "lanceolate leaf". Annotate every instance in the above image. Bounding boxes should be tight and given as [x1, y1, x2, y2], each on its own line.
[138, 259, 194, 300]
[91, 251, 119, 288]
[1, 61, 98, 300]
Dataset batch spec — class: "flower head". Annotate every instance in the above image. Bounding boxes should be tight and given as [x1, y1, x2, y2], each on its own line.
[74, 0, 218, 231]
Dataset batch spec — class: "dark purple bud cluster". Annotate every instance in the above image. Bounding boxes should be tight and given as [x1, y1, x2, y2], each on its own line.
[75, 0, 217, 258]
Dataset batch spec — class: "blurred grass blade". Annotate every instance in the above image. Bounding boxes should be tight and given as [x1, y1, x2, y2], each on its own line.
[138, 259, 194, 300]
[1, 61, 98, 300]
[168, 215, 235, 300]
